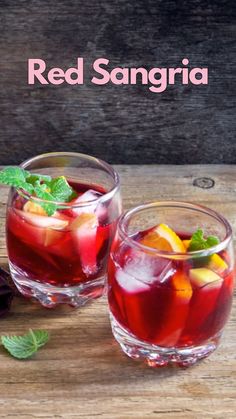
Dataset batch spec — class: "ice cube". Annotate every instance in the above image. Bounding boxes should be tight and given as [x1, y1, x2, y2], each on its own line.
[152, 258, 175, 284]
[125, 250, 175, 285]
[77, 189, 102, 202]
[116, 268, 150, 293]
[72, 190, 103, 215]
[116, 251, 175, 293]
[70, 189, 108, 224]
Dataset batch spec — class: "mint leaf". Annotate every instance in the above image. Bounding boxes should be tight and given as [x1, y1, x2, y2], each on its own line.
[18, 182, 35, 194]
[0, 166, 77, 216]
[1, 329, 49, 359]
[0, 167, 29, 188]
[188, 229, 220, 251]
[205, 236, 220, 247]
[26, 173, 52, 185]
[33, 186, 57, 216]
[49, 176, 75, 202]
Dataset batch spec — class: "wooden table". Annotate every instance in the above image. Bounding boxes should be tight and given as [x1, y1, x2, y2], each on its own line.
[0, 165, 235, 419]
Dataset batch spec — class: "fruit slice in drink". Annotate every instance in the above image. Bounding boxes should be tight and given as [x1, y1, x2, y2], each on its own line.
[152, 271, 193, 347]
[7, 203, 75, 271]
[179, 268, 223, 345]
[199, 270, 234, 339]
[10, 207, 68, 248]
[141, 223, 186, 253]
[121, 224, 190, 344]
[71, 213, 99, 276]
[207, 254, 228, 274]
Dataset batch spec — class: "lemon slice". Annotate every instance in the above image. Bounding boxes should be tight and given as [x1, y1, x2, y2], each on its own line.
[141, 223, 186, 253]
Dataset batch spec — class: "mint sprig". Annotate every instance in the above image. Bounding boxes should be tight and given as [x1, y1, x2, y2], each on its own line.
[0, 167, 34, 194]
[188, 229, 220, 252]
[0, 167, 76, 216]
[26, 173, 52, 184]
[49, 176, 76, 202]
[0, 167, 30, 187]
[33, 185, 57, 216]
[1, 329, 49, 359]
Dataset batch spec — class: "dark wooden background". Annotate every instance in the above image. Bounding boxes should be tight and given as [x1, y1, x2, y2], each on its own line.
[0, 0, 235, 165]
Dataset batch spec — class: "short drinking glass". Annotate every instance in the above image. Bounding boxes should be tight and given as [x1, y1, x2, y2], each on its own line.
[108, 202, 234, 366]
[7, 152, 121, 307]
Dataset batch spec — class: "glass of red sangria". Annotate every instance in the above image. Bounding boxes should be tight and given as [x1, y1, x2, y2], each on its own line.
[6, 152, 121, 307]
[108, 202, 234, 366]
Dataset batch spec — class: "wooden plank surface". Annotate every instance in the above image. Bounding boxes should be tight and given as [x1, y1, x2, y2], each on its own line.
[0, 1, 235, 165]
[0, 164, 236, 419]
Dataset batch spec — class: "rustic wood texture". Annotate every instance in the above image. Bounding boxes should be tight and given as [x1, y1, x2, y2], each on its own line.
[0, 164, 235, 419]
[0, 1, 236, 164]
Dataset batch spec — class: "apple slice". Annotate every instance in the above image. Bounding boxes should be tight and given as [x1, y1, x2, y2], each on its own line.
[189, 268, 222, 288]
[17, 209, 69, 230]
[15, 208, 69, 248]
[180, 268, 224, 345]
[207, 254, 228, 274]
[71, 213, 99, 276]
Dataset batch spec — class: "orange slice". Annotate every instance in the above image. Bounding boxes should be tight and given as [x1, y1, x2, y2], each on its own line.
[172, 271, 193, 301]
[153, 271, 192, 347]
[70, 212, 98, 230]
[183, 239, 191, 250]
[141, 223, 186, 253]
[24, 201, 47, 216]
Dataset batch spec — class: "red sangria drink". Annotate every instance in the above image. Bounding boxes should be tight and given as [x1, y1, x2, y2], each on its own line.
[4, 153, 121, 307]
[108, 202, 234, 366]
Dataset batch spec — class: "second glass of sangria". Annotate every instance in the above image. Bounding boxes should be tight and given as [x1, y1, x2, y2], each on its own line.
[108, 202, 234, 366]
[6, 152, 121, 307]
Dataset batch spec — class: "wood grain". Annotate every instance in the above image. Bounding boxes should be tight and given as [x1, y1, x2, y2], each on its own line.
[0, 164, 235, 418]
[0, 1, 235, 164]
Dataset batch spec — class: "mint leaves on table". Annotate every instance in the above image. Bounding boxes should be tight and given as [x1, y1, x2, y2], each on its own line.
[188, 228, 220, 252]
[0, 166, 76, 216]
[1, 329, 49, 359]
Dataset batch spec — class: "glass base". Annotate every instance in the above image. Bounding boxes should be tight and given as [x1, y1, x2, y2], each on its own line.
[110, 313, 221, 367]
[9, 262, 105, 308]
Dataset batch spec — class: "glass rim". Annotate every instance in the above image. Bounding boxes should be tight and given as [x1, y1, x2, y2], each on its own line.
[118, 201, 233, 259]
[17, 151, 120, 207]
